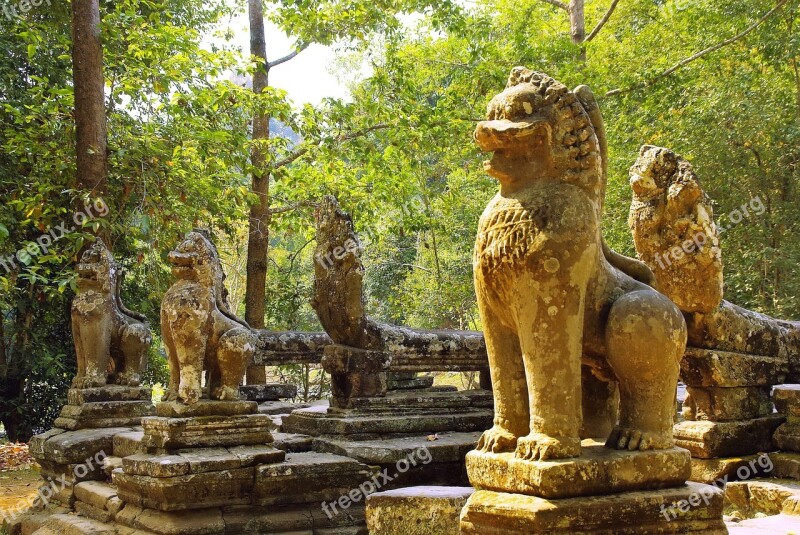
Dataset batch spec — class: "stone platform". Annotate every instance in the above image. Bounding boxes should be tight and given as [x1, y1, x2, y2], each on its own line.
[54, 386, 155, 430]
[366, 486, 474, 535]
[460, 483, 726, 534]
[467, 443, 691, 499]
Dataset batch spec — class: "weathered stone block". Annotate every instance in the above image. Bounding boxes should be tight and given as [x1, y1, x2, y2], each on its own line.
[141, 413, 274, 450]
[725, 479, 800, 517]
[34, 427, 131, 465]
[460, 484, 726, 534]
[114, 466, 255, 511]
[155, 400, 257, 418]
[254, 452, 374, 506]
[282, 404, 491, 438]
[680, 348, 786, 387]
[771, 452, 800, 479]
[388, 375, 434, 390]
[112, 430, 146, 457]
[774, 385, 800, 418]
[314, 432, 480, 465]
[116, 504, 225, 534]
[74, 481, 118, 511]
[689, 454, 773, 484]
[67, 386, 152, 405]
[775, 422, 800, 452]
[35, 513, 117, 534]
[74, 501, 113, 523]
[466, 444, 691, 499]
[366, 486, 473, 535]
[673, 416, 784, 458]
[38, 459, 105, 485]
[682, 386, 773, 421]
[239, 383, 297, 402]
[122, 445, 285, 477]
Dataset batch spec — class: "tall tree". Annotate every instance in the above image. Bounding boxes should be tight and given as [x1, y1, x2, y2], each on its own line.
[71, 0, 108, 201]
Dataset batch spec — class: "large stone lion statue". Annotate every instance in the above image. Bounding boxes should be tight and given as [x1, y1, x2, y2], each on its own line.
[161, 231, 256, 404]
[71, 241, 152, 388]
[473, 68, 687, 461]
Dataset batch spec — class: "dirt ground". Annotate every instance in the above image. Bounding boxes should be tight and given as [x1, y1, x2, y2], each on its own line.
[0, 468, 41, 516]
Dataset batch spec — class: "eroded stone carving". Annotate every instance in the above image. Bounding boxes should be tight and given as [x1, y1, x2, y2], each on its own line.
[71, 241, 152, 388]
[629, 146, 800, 361]
[161, 231, 256, 404]
[472, 68, 687, 461]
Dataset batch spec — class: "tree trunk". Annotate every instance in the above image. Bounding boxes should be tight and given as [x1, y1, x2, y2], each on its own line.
[245, 0, 271, 384]
[245, 0, 271, 332]
[569, 0, 586, 62]
[72, 0, 107, 198]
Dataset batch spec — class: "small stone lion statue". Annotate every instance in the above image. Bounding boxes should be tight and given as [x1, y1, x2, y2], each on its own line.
[71, 241, 152, 388]
[161, 231, 256, 404]
[629, 145, 723, 313]
[473, 68, 687, 461]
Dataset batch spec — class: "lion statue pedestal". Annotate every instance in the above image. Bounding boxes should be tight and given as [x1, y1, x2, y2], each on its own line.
[459, 68, 726, 534]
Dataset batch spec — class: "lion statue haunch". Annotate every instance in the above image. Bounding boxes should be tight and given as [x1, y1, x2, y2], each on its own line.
[161, 231, 256, 404]
[71, 241, 152, 388]
[473, 68, 687, 461]
[629, 145, 723, 313]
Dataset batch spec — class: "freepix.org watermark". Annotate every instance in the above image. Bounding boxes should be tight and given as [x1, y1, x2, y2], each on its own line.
[2, 0, 51, 20]
[0, 450, 108, 524]
[653, 195, 766, 270]
[321, 446, 433, 519]
[660, 453, 773, 521]
[0, 198, 109, 274]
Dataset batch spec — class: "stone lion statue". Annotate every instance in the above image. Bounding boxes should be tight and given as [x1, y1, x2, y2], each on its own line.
[629, 145, 723, 313]
[473, 68, 687, 461]
[161, 231, 256, 404]
[71, 241, 152, 388]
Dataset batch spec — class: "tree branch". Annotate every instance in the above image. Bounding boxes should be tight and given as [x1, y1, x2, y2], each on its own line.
[268, 43, 310, 69]
[585, 0, 621, 42]
[605, 0, 788, 97]
[538, 0, 569, 11]
[269, 200, 317, 215]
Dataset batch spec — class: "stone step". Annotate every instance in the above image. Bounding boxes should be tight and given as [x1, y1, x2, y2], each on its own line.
[774, 385, 800, 416]
[30, 427, 133, 465]
[331, 389, 492, 414]
[366, 486, 473, 535]
[725, 478, 800, 517]
[282, 404, 492, 438]
[74, 481, 124, 516]
[34, 513, 117, 535]
[258, 401, 312, 415]
[313, 431, 481, 465]
[254, 452, 375, 507]
[272, 432, 314, 453]
[113, 429, 146, 457]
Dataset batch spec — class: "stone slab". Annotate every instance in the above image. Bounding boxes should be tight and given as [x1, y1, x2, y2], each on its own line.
[725, 478, 800, 517]
[32, 427, 132, 465]
[240, 383, 297, 402]
[366, 486, 473, 535]
[35, 513, 117, 535]
[141, 413, 274, 449]
[53, 416, 150, 431]
[689, 454, 774, 484]
[680, 348, 786, 387]
[155, 400, 257, 418]
[674, 416, 784, 458]
[113, 430, 146, 457]
[314, 432, 480, 465]
[116, 504, 225, 534]
[460, 484, 726, 534]
[75, 501, 113, 523]
[38, 459, 105, 485]
[466, 444, 691, 499]
[73, 481, 118, 511]
[272, 432, 314, 453]
[67, 386, 152, 405]
[388, 375, 435, 390]
[282, 404, 491, 437]
[330, 389, 493, 414]
[774, 422, 800, 452]
[683, 386, 773, 422]
[254, 452, 375, 506]
[774, 385, 800, 418]
[257, 401, 312, 415]
[122, 445, 284, 477]
[114, 466, 255, 511]
[59, 400, 155, 420]
[770, 452, 800, 479]
[221, 503, 366, 534]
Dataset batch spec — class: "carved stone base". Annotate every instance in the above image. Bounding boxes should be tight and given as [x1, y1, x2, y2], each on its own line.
[460, 484, 727, 534]
[466, 444, 691, 499]
[674, 416, 784, 458]
[114, 445, 286, 511]
[142, 401, 275, 450]
[54, 386, 155, 430]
